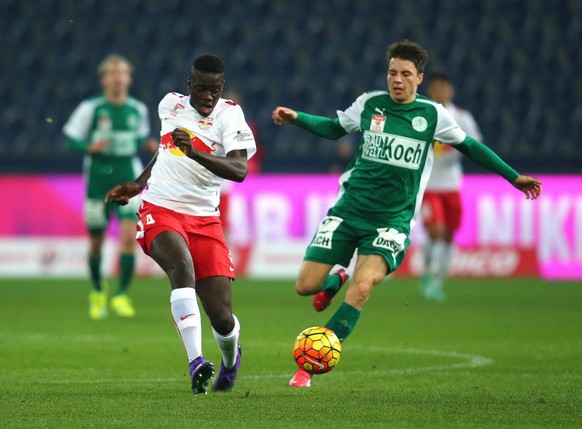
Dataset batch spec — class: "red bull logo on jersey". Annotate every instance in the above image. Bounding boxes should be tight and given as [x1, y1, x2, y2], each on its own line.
[160, 129, 214, 156]
[362, 131, 425, 170]
[198, 117, 213, 130]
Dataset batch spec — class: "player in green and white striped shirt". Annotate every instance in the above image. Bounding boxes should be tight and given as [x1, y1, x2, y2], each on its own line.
[273, 39, 542, 388]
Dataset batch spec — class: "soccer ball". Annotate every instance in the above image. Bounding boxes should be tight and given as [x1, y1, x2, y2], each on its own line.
[292, 326, 342, 374]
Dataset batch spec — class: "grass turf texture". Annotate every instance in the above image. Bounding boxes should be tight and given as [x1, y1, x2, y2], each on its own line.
[0, 277, 580, 428]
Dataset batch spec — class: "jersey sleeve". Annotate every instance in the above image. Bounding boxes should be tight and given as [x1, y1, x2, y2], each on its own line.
[294, 112, 347, 140]
[63, 100, 93, 142]
[433, 103, 467, 145]
[457, 109, 483, 142]
[222, 105, 257, 159]
[136, 101, 151, 140]
[158, 93, 177, 134]
[455, 136, 519, 182]
[337, 93, 368, 133]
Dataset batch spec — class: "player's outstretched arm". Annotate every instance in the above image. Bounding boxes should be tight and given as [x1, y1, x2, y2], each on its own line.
[272, 106, 298, 125]
[105, 152, 159, 205]
[512, 175, 542, 200]
[105, 182, 143, 205]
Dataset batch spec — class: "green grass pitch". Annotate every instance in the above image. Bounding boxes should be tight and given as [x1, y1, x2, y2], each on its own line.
[1, 276, 580, 428]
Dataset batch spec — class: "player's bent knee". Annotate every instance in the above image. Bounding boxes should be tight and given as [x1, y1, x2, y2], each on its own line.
[346, 281, 374, 307]
[295, 278, 319, 296]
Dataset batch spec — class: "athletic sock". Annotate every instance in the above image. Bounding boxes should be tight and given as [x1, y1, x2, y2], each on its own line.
[423, 238, 437, 279]
[118, 253, 135, 295]
[170, 287, 202, 363]
[434, 242, 453, 288]
[321, 272, 342, 295]
[212, 315, 240, 368]
[88, 254, 102, 292]
[325, 302, 361, 343]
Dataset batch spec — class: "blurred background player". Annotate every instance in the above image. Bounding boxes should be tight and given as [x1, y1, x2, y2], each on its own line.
[63, 54, 157, 320]
[420, 71, 484, 302]
[106, 54, 256, 395]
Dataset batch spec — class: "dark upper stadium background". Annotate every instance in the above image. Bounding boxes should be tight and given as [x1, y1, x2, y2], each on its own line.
[1, 0, 579, 174]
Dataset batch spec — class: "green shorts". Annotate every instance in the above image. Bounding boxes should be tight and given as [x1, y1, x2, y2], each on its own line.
[85, 196, 139, 233]
[304, 211, 410, 273]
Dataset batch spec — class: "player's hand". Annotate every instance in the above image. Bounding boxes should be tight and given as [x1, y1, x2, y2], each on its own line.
[88, 140, 109, 153]
[105, 182, 143, 205]
[272, 106, 297, 125]
[513, 175, 542, 200]
[172, 128, 193, 156]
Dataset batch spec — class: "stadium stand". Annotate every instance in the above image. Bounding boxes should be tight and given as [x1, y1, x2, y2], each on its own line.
[0, 0, 579, 173]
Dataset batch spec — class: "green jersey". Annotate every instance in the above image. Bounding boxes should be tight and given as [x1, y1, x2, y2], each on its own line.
[64, 94, 151, 198]
[296, 90, 518, 235]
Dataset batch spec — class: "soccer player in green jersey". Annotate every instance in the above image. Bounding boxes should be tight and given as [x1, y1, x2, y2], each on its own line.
[273, 39, 542, 387]
[64, 55, 156, 320]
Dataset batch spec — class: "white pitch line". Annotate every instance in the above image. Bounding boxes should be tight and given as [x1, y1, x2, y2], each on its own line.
[17, 347, 494, 385]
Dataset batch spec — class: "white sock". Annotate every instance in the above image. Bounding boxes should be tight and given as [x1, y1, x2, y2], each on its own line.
[423, 239, 434, 276]
[170, 287, 202, 363]
[434, 242, 454, 288]
[212, 315, 240, 368]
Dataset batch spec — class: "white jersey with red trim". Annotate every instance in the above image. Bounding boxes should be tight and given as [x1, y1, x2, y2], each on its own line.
[426, 102, 483, 191]
[141, 92, 256, 216]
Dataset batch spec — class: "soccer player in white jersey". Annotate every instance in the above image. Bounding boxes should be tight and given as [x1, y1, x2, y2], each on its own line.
[273, 40, 542, 388]
[106, 54, 256, 395]
[420, 71, 484, 302]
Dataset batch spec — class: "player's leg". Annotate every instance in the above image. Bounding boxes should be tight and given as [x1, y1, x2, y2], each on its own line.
[138, 202, 213, 394]
[85, 197, 110, 320]
[420, 193, 446, 300]
[290, 255, 389, 388]
[299, 215, 356, 311]
[110, 194, 141, 316]
[150, 230, 214, 395]
[295, 261, 350, 312]
[430, 192, 462, 297]
[328, 254, 388, 339]
[189, 216, 241, 392]
[196, 276, 242, 392]
[110, 216, 138, 317]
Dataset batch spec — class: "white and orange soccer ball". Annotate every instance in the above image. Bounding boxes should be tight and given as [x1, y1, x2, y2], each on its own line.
[292, 326, 342, 374]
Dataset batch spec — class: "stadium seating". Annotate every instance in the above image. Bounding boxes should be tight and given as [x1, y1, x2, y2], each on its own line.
[1, 0, 579, 173]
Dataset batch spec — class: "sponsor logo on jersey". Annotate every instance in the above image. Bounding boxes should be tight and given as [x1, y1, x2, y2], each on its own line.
[411, 116, 428, 132]
[310, 216, 343, 249]
[160, 130, 214, 156]
[362, 131, 425, 170]
[198, 117, 213, 130]
[164, 103, 185, 120]
[372, 228, 407, 264]
[234, 130, 254, 142]
[370, 114, 386, 132]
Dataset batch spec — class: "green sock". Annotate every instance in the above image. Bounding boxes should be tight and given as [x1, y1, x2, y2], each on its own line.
[118, 253, 135, 295]
[325, 302, 361, 343]
[321, 272, 342, 295]
[88, 255, 102, 292]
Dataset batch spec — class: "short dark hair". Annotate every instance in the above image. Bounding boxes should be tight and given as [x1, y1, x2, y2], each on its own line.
[386, 40, 429, 73]
[192, 54, 224, 74]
